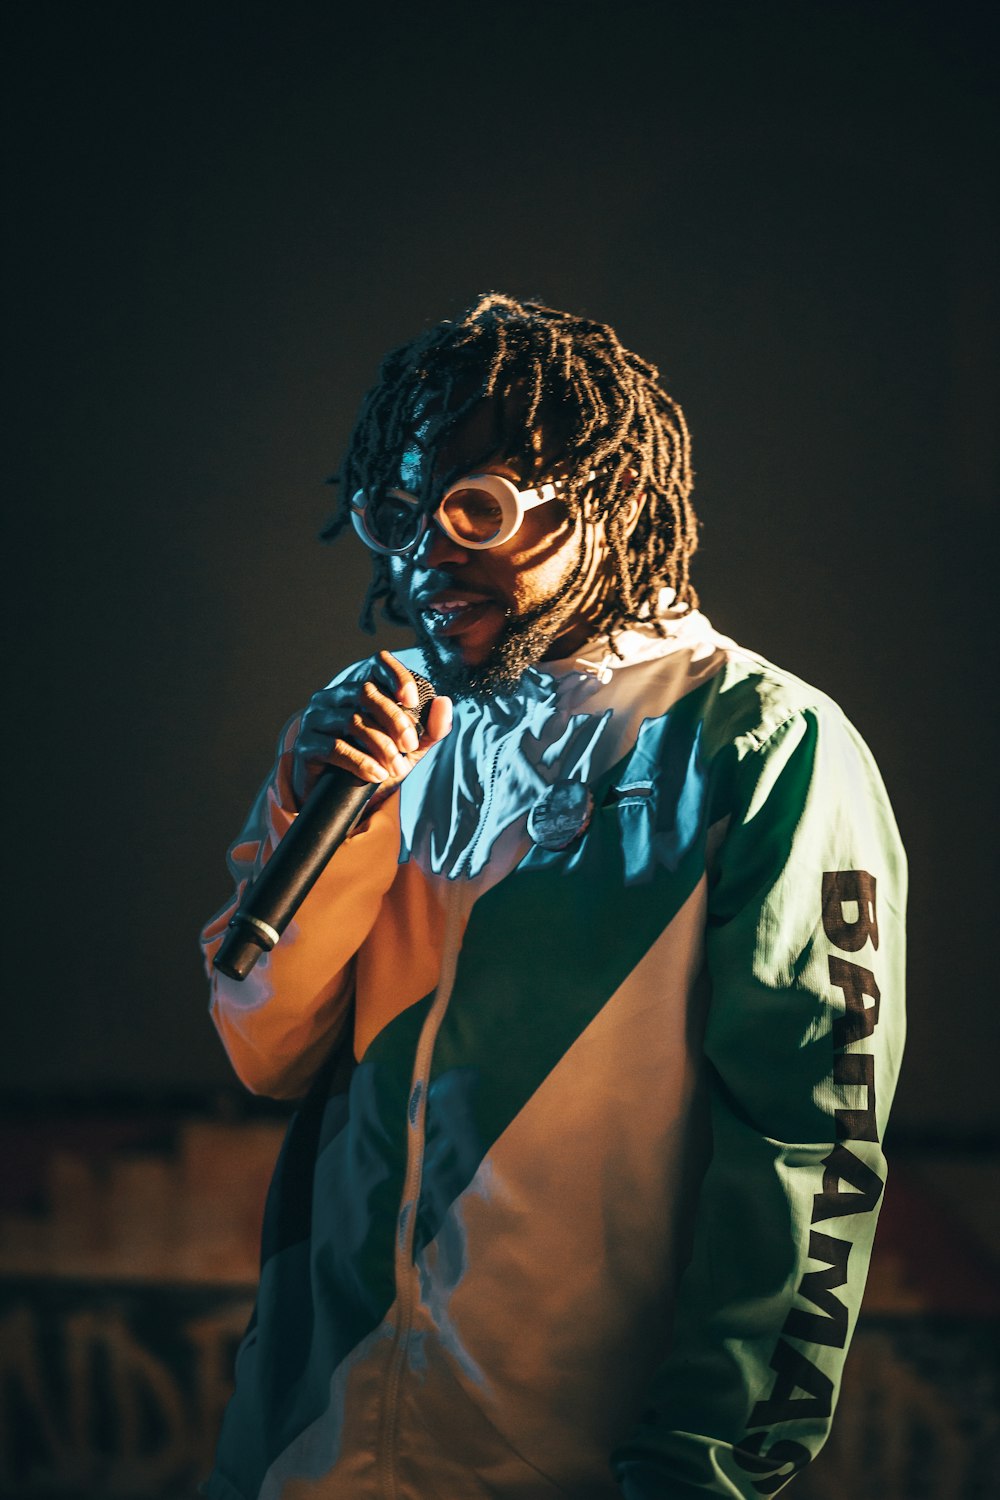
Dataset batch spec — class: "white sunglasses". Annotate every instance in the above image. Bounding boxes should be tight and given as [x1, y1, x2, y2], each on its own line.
[350, 472, 573, 556]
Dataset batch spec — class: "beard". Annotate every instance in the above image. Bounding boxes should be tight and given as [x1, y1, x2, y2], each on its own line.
[408, 541, 597, 702]
[396, 522, 602, 701]
[412, 603, 574, 701]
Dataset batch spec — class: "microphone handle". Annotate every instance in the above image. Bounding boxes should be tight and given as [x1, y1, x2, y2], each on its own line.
[213, 671, 434, 982]
[214, 770, 376, 980]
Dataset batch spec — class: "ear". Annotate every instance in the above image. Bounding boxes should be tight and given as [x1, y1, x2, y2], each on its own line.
[619, 469, 646, 539]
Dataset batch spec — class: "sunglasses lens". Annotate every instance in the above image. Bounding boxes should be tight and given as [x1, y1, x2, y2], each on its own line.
[440, 485, 506, 544]
[366, 493, 423, 551]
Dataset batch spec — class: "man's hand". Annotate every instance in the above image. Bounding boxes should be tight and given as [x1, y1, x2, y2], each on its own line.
[291, 650, 453, 808]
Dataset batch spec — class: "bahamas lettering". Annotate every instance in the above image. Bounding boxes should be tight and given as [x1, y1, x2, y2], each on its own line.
[733, 870, 883, 1495]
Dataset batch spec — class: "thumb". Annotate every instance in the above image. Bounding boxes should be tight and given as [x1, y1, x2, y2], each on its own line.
[420, 695, 453, 748]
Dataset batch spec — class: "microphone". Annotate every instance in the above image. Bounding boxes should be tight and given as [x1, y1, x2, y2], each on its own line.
[214, 673, 435, 981]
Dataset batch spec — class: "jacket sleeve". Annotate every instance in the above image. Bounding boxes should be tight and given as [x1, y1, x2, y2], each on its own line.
[612, 704, 907, 1497]
[199, 705, 403, 1100]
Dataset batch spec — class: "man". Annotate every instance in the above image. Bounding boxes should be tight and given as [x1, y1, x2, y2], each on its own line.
[201, 294, 906, 1499]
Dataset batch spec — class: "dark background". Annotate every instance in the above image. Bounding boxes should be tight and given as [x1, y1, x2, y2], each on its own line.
[5, 0, 997, 1137]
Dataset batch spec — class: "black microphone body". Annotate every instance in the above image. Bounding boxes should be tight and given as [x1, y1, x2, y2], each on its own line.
[214, 673, 434, 981]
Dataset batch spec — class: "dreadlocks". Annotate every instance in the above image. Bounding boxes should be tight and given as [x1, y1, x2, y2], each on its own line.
[322, 292, 699, 642]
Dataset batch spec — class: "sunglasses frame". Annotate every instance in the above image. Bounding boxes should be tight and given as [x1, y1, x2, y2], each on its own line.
[350, 471, 564, 556]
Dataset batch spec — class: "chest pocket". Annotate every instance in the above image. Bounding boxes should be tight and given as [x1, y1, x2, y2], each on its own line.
[603, 715, 709, 885]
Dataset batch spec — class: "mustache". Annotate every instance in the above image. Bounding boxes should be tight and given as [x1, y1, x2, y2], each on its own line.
[411, 576, 503, 607]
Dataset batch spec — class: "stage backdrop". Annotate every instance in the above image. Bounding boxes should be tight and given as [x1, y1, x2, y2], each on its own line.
[5, 0, 998, 1140]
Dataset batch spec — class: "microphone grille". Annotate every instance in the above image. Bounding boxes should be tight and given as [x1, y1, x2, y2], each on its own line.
[409, 672, 436, 728]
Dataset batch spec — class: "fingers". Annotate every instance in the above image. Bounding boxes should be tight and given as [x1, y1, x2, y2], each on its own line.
[347, 712, 412, 779]
[293, 727, 396, 798]
[295, 706, 405, 794]
[359, 679, 420, 754]
[423, 694, 453, 745]
[377, 651, 452, 746]
[327, 735, 397, 785]
[377, 650, 420, 712]
[291, 653, 452, 806]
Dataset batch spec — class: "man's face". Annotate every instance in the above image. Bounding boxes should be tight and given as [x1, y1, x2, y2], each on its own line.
[386, 398, 618, 699]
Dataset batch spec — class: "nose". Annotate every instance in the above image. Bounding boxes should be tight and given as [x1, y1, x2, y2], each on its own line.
[413, 513, 469, 568]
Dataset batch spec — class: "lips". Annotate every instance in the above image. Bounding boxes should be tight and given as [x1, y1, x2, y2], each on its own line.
[420, 587, 494, 609]
[418, 588, 500, 638]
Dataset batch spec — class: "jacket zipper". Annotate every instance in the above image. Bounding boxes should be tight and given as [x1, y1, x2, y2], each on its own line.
[377, 729, 507, 1495]
[376, 883, 465, 1500]
[455, 736, 504, 879]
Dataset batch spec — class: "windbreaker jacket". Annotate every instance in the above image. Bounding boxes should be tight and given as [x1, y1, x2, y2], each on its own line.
[200, 599, 906, 1500]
